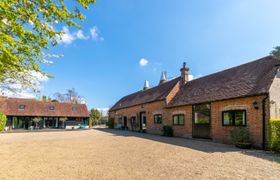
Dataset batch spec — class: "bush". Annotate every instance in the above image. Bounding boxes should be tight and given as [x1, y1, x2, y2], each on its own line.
[162, 125, 173, 137]
[0, 112, 7, 132]
[107, 118, 114, 129]
[230, 127, 250, 143]
[269, 119, 280, 152]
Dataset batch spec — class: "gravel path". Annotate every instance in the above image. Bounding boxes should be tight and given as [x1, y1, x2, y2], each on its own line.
[0, 129, 279, 180]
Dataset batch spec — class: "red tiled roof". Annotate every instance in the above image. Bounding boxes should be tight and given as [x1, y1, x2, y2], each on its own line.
[110, 77, 181, 111]
[0, 97, 89, 117]
[168, 56, 280, 107]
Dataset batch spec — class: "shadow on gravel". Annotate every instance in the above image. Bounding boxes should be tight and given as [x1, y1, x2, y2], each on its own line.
[94, 128, 280, 164]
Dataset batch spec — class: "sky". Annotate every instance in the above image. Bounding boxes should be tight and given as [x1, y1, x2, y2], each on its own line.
[7, 0, 280, 112]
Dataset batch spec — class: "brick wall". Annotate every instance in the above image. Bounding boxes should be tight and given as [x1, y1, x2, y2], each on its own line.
[167, 95, 266, 148]
[211, 96, 265, 148]
[109, 101, 167, 135]
[109, 95, 268, 148]
[165, 106, 192, 138]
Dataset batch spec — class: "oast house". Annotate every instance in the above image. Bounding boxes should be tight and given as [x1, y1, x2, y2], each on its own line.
[109, 56, 280, 149]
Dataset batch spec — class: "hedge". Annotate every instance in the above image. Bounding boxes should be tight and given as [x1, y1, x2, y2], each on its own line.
[0, 112, 7, 132]
[269, 119, 280, 152]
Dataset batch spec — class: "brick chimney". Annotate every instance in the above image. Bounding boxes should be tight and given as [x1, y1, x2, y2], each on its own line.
[159, 71, 167, 85]
[143, 80, 150, 90]
[180, 62, 189, 84]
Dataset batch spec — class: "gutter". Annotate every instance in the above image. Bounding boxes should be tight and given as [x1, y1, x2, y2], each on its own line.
[262, 94, 269, 150]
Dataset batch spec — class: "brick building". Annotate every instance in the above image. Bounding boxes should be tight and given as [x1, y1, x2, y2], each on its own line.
[0, 97, 89, 130]
[109, 56, 280, 149]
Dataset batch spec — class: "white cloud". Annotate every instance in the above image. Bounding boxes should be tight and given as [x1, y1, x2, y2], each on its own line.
[59, 26, 75, 45]
[188, 74, 203, 81]
[0, 71, 49, 98]
[139, 58, 149, 67]
[90, 26, 104, 41]
[58, 26, 103, 45]
[188, 75, 194, 81]
[96, 108, 109, 115]
[75, 30, 89, 40]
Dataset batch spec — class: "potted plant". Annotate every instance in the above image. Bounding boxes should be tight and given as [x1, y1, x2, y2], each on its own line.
[230, 127, 252, 149]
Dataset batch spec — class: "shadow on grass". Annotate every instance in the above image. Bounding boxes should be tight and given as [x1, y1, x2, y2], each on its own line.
[94, 128, 280, 164]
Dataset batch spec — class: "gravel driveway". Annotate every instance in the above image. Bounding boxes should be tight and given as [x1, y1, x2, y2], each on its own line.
[0, 128, 279, 180]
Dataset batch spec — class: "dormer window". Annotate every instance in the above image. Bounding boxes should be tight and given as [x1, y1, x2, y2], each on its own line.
[72, 107, 77, 112]
[49, 106, 55, 110]
[19, 105, 26, 110]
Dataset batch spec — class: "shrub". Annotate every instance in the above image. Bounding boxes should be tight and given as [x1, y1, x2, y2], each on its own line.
[230, 127, 250, 143]
[0, 112, 7, 132]
[269, 119, 280, 152]
[107, 118, 114, 129]
[162, 125, 173, 137]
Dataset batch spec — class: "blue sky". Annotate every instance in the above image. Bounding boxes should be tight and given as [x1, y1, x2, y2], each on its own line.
[38, 0, 280, 110]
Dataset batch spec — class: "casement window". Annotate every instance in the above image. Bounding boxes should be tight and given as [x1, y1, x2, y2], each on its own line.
[193, 104, 211, 125]
[72, 107, 77, 112]
[173, 114, 185, 125]
[118, 117, 122, 124]
[131, 116, 137, 124]
[18, 105, 26, 110]
[222, 110, 246, 126]
[48, 106, 55, 110]
[154, 114, 162, 124]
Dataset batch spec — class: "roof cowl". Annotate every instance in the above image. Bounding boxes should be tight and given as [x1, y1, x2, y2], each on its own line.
[143, 80, 150, 90]
[159, 71, 167, 85]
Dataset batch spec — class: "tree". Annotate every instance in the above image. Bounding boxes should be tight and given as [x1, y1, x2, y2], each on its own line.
[53, 88, 84, 104]
[270, 46, 280, 59]
[0, 0, 95, 91]
[33, 117, 42, 129]
[90, 108, 101, 126]
[0, 112, 7, 132]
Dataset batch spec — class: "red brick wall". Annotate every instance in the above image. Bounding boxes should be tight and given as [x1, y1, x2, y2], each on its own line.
[109, 95, 267, 148]
[167, 95, 266, 148]
[109, 101, 167, 134]
[165, 106, 192, 138]
[211, 96, 265, 148]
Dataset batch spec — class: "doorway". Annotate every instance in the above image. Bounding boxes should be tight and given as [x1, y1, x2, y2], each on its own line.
[123, 116, 127, 130]
[192, 104, 211, 139]
[139, 112, 147, 132]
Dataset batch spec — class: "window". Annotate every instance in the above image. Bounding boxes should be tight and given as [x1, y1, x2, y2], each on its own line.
[72, 107, 77, 112]
[48, 106, 55, 110]
[154, 114, 162, 124]
[222, 110, 246, 126]
[19, 105, 26, 110]
[118, 117, 122, 124]
[131, 116, 137, 125]
[173, 114, 185, 125]
[193, 104, 211, 124]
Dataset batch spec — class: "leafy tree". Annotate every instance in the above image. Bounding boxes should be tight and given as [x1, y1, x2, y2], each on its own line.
[33, 117, 42, 128]
[270, 46, 280, 59]
[0, 0, 95, 91]
[42, 95, 47, 102]
[90, 108, 101, 126]
[0, 112, 7, 132]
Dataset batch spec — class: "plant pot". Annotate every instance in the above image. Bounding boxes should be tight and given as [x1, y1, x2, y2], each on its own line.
[235, 142, 252, 149]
